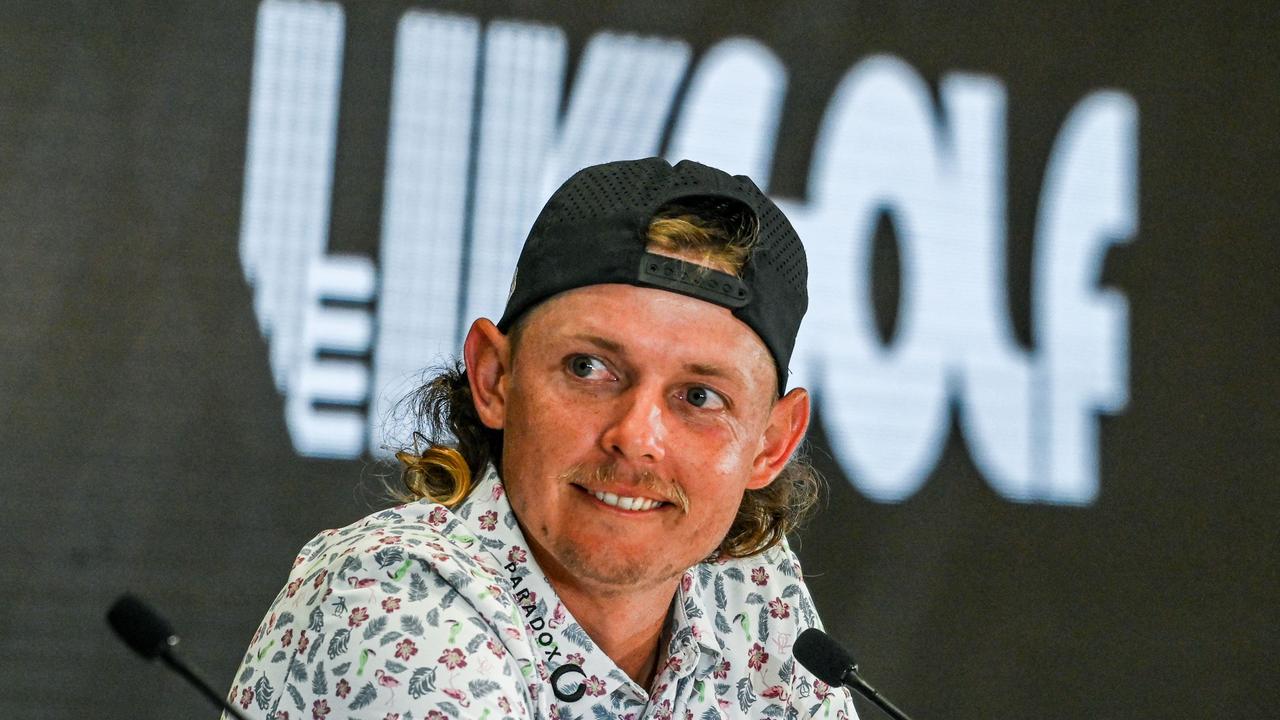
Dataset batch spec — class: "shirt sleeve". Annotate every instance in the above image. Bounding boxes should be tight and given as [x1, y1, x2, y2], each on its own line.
[223, 521, 535, 720]
[771, 545, 861, 720]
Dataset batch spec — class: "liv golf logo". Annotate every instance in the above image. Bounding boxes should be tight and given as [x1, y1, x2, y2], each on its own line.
[240, 0, 1137, 505]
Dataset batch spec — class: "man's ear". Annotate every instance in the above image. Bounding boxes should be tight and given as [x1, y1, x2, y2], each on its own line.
[747, 387, 811, 490]
[463, 318, 511, 430]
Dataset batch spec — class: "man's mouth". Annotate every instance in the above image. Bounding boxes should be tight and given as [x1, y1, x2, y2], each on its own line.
[588, 489, 665, 512]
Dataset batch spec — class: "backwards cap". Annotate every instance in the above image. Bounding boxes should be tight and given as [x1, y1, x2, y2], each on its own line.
[497, 157, 808, 393]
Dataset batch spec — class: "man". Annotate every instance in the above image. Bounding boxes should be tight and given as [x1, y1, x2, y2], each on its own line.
[226, 158, 857, 719]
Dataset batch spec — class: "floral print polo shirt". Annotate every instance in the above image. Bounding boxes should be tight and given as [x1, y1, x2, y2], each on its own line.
[225, 465, 857, 719]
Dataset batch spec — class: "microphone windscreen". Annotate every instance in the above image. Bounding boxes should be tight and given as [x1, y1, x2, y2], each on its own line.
[793, 627, 856, 686]
[107, 594, 175, 659]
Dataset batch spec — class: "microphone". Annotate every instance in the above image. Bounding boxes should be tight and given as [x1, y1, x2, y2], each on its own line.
[106, 594, 251, 720]
[793, 627, 917, 720]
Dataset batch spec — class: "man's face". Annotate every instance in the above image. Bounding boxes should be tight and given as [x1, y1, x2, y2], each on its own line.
[466, 283, 809, 596]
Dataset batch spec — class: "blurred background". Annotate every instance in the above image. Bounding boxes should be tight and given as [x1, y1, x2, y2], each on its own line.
[1, 1, 1276, 718]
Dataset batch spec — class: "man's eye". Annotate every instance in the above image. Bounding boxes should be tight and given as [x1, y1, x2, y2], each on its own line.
[568, 355, 607, 378]
[684, 386, 725, 409]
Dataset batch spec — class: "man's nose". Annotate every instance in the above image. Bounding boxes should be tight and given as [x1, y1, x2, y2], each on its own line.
[600, 387, 667, 463]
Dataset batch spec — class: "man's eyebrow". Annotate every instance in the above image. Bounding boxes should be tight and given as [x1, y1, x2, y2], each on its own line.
[570, 333, 751, 386]
[685, 362, 748, 387]
[571, 334, 625, 354]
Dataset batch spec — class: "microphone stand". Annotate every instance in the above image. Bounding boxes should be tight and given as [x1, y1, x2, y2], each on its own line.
[839, 666, 915, 720]
[157, 642, 252, 720]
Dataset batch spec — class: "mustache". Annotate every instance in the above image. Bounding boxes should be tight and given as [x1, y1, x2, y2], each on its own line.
[560, 463, 690, 515]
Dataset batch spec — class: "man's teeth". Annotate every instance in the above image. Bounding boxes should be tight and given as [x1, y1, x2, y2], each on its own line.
[592, 491, 662, 511]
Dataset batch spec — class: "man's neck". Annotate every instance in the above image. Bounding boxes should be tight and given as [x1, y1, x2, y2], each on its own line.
[548, 572, 677, 690]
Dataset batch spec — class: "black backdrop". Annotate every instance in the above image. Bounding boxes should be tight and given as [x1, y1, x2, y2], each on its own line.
[1, 2, 1277, 718]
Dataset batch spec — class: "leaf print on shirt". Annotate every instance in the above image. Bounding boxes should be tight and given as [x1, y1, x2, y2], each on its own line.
[736, 677, 757, 712]
[562, 623, 595, 651]
[406, 666, 436, 698]
[349, 682, 378, 709]
[326, 630, 349, 660]
[362, 615, 388, 641]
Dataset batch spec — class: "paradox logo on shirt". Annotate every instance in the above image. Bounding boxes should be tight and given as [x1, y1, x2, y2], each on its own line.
[505, 559, 585, 702]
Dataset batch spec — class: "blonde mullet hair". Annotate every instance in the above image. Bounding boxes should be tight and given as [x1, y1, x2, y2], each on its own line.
[394, 446, 473, 507]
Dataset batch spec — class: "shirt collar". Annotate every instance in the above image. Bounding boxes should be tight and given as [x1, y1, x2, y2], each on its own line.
[463, 464, 725, 693]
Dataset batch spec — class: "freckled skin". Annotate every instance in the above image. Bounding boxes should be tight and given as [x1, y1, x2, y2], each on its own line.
[466, 283, 809, 596]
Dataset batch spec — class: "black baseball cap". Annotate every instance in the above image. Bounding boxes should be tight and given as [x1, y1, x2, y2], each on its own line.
[496, 157, 808, 393]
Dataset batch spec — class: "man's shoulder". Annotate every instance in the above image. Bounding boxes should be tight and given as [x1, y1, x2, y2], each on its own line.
[695, 541, 807, 597]
[689, 539, 820, 639]
[292, 500, 511, 593]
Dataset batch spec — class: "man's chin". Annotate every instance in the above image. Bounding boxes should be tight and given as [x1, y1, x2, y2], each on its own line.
[554, 538, 686, 592]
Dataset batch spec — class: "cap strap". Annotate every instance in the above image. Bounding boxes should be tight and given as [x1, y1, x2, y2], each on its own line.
[636, 252, 751, 309]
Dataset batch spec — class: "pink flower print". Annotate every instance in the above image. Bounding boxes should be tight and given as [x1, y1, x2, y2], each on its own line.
[566, 652, 585, 665]
[383, 715, 400, 720]
[313, 569, 328, 588]
[438, 647, 467, 670]
[498, 696, 512, 713]
[426, 712, 449, 720]
[478, 510, 498, 530]
[286, 577, 304, 598]
[751, 567, 769, 586]
[335, 679, 351, 699]
[712, 659, 730, 679]
[491, 484, 504, 500]
[239, 687, 254, 709]
[395, 638, 418, 661]
[507, 546, 527, 564]
[813, 679, 832, 700]
[427, 507, 449, 526]
[382, 597, 402, 613]
[681, 572, 693, 593]
[747, 642, 769, 671]
[348, 607, 369, 627]
[653, 699, 674, 720]
[311, 699, 331, 719]
[584, 676, 607, 696]
[273, 712, 291, 720]
[281, 629, 293, 647]
[297, 631, 310, 655]
[486, 637, 507, 658]
[768, 597, 791, 619]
